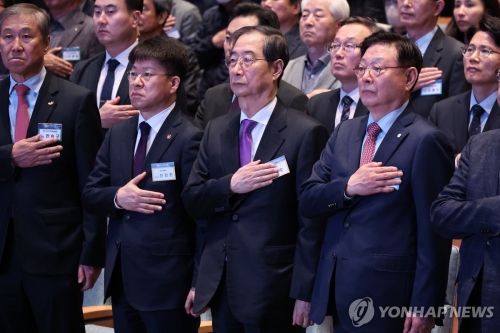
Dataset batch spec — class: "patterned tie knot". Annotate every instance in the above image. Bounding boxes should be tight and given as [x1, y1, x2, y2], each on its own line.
[241, 119, 258, 134]
[471, 104, 485, 118]
[14, 84, 29, 97]
[367, 122, 382, 138]
[107, 59, 120, 73]
[139, 121, 151, 137]
[341, 95, 354, 108]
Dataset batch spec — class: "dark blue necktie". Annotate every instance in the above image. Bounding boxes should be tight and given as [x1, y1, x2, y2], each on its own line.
[341, 95, 354, 122]
[133, 122, 151, 177]
[468, 104, 485, 138]
[99, 59, 120, 107]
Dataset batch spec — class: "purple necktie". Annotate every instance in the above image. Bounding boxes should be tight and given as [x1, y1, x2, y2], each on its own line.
[133, 121, 151, 177]
[239, 119, 258, 167]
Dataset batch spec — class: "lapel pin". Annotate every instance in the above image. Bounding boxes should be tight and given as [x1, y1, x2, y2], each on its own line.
[167, 134, 172, 139]
[48, 101, 54, 105]
[397, 133, 401, 138]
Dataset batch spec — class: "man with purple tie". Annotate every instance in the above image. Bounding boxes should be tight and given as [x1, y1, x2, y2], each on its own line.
[182, 26, 329, 333]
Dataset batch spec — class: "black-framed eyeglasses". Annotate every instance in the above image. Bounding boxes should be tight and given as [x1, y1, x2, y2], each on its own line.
[327, 42, 360, 54]
[496, 68, 500, 83]
[225, 56, 268, 68]
[461, 45, 500, 59]
[353, 63, 409, 78]
[127, 71, 171, 82]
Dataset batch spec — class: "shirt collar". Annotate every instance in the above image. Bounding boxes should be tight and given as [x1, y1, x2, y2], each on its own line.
[104, 39, 139, 68]
[240, 97, 277, 126]
[470, 91, 497, 116]
[137, 102, 176, 133]
[411, 26, 438, 55]
[305, 52, 331, 69]
[9, 67, 47, 95]
[340, 87, 360, 105]
[366, 100, 409, 134]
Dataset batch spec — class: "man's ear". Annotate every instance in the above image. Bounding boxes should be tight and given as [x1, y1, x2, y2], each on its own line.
[132, 10, 141, 27]
[406, 67, 418, 91]
[272, 59, 284, 80]
[170, 76, 181, 93]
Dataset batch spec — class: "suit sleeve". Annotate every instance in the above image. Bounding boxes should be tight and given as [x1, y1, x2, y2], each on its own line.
[181, 121, 234, 220]
[289, 91, 308, 112]
[81, 126, 122, 218]
[178, 6, 202, 44]
[183, 48, 202, 118]
[75, 91, 107, 267]
[431, 135, 500, 238]
[428, 103, 438, 125]
[290, 124, 330, 301]
[299, 122, 352, 218]
[409, 129, 454, 310]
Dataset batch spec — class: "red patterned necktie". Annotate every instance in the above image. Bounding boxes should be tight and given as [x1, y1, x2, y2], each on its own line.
[14, 84, 30, 142]
[360, 122, 382, 166]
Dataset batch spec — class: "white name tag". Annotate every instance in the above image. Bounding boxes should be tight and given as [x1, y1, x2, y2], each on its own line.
[151, 162, 176, 182]
[38, 123, 62, 141]
[62, 47, 81, 61]
[166, 27, 181, 39]
[267, 155, 290, 178]
[420, 79, 442, 96]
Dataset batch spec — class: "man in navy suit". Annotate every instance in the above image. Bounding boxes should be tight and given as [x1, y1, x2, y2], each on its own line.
[299, 31, 454, 333]
[0, 4, 105, 332]
[82, 36, 203, 333]
[182, 26, 329, 333]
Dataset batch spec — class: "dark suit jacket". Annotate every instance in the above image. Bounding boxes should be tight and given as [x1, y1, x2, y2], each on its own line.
[431, 129, 500, 331]
[182, 100, 329, 324]
[410, 28, 470, 118]
[194, 81, 309, 129]
[299, 105, 454, 332]
[82, 105, 203, 311]
[429, 90, 500, 154]
[305, 88, 370, 134]
[285, 24, 307, 60]
[0, 71, 105, 275]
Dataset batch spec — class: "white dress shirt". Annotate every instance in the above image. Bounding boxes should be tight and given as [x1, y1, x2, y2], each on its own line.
[412, 26, 438, 56]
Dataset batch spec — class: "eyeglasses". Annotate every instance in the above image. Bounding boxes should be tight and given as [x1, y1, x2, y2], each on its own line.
[353, 63, 409, 78]
[225, 56, 267, 68]
[127, 71, 170, 82]
[461, 45, 500, 59]
[327, 42, 360, 54]
[496, 68, 500, 83]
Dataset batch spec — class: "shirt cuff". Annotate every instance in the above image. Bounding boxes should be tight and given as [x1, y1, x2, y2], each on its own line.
[114, 191, 123, 209]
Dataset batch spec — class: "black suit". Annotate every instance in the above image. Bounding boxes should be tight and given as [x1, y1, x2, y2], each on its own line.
[305, 89, 370, 134]
[194, 81, 308, 129]
[182, 100, 329, 330]
[410, 28, 470, 118]
[0, 71, 105, 333]
[285, 24, 307, 60]
[82, 105, 203, 332]
[429, 90, 500, 154]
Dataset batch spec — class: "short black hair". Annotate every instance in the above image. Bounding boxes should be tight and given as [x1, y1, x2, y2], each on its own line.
[129, 35, 189, 80]
[466, 14, 500, 48]
[360, 30, 422, 73]
[230, 3, 280, 30]
[230, 25, 288, 84]
[152, 0, 173, 15]
[125, 0, 143, 13]
[340, 16, 381, 33]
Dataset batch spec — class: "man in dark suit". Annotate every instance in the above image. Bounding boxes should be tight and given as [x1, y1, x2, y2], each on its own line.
[0, 4, 105, 332]
[70, 0, 142, 131]
[194, 3, 308, 129]
[182, 26, 329, 332]
[429, 16, 500, 158]
[305, 16, 378, 134]
[299, 31, 454, 333]
[398, 0, 469, 118]
[83, 36, 202, 333]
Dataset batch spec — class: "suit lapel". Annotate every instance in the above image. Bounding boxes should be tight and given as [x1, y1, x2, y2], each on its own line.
[0, 79, 12, 144]
[28, 72, 58, 137]
[422, 28, 444, 67]
[347, 116, 368, 175]
[330, 89, 340, 109]
[354, 99, 370, 118]
[220, 111, 241, 175]
[59, 11, 84, 47]
[141, 105, 182, 171]
[253, 101, 286, 163]
[484, 101, 500, 132]
[453, 92, 470, 149]
[88, 53, 105, 92]
[116, 61, 132, 104]
[371, 106, 414, 165]
[220, 83, 233, 114]
[121, 117, 138, 179]
[290, 57, 306, 88]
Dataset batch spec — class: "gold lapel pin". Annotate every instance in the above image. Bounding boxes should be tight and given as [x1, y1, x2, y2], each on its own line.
[48, 101, 54, 105]
[167, 134, 172, 139]
[397, 133, 401, 138]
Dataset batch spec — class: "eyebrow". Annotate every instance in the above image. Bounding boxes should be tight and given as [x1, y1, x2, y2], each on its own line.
[333, 37, 357, 43]
[94, 4, 118, 10]
[229, 50, 257, 57]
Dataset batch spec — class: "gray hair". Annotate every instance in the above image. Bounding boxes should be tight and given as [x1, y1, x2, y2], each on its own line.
[301, 0, 350, 22]
[0, 3, 50, 41]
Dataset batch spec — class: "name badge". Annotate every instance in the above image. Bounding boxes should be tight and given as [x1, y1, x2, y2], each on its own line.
[62, 47, 81, 61]
[420, 79, 442, 96]
[267, 155, 290, 178]
[38, 123, 62, 141]
[151, 162, 176, 182]
[166, 27, 181, 39]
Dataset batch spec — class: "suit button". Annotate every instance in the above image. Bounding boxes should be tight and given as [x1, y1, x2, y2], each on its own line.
[115, 241, 120, 249]
[124, 214, 130, 221]
[332, 253, 337, 260]
[232, 215, 238, 221]
[472, 275, 476, 282]
[487, 240, 492, 246]
[344, 222, 350, 228]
